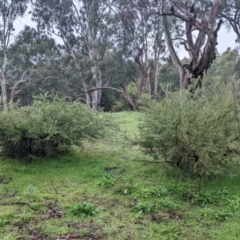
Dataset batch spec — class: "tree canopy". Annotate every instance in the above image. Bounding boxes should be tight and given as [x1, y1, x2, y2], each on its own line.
[0, 0, 238, 110]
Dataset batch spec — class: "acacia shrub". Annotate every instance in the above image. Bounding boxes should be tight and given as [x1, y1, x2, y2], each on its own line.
[0, 95, 105, 158]
[139, 84, 240, 178]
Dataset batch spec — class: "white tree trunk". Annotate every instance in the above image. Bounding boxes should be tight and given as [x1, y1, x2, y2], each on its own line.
[153, 62, 160, 99]
[0, 51, 8, 110]
[83, 82, 91, 107]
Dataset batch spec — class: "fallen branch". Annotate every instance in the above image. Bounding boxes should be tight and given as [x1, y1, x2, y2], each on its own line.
[0, 201, 38, 211]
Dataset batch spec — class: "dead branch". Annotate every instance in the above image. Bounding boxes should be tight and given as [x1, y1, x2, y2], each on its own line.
[9, 71, 32, 103]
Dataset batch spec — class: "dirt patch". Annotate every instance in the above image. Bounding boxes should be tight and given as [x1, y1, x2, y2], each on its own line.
[168, 211, 184, 221]
[150, 214, 168, 223]
[57, 233, 102, 240]
[0, 175, 12, 184]
[57, 223, 103, 240]
[27, 229, 50, 240]
[72, 223, 102, 232]
[104, 166, 119, 172]
[45, 202, 63, 218]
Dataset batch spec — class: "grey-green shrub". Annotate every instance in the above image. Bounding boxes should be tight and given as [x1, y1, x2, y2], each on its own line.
[0, 95, 105, 158]
[139, 83, 240, 178]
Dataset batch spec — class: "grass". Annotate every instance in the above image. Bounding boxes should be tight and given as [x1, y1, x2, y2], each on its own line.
[0, 111, 240, 239]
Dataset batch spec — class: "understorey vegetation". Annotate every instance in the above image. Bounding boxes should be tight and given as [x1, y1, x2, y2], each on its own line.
[1, 112, 240, 239]
[139, 81, 240, 180]
[0, 95, 106, 159]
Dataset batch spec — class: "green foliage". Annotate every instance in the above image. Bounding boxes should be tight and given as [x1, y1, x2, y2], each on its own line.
[132, 202, 155, 214]
[201, 207, 215, 218]
[137, 187, 169, 198]
[68, 202, 98, 218]
[27, 184, 37, 198]
[157, 198, 178, 211]
[193, 191, 218, 206]
[139, 83, 240, 178]
[227, 196, 240, 212]
[114, 181, 137, 195]
[98, 174, 115, 188]
[158, 225, 179, 238]
[0, 95, 106, 158]
[13, 212, 33, 224]
[214, 211, 233, 222]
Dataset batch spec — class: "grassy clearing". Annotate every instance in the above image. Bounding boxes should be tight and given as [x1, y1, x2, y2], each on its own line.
[1, 111, 240, 239]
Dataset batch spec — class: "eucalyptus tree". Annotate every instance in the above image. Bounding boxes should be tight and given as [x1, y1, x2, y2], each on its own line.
[31, 0, 113, 111]
[8, 26, 61, 105]
[160, 0, 223, 89]
[0, 0, 29, 109]
[108, 0, 166, 100]
[221, 0, 240, 43]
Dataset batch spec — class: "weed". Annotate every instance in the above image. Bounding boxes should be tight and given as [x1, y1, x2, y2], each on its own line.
[138, 187, 169, 198]
[214, 211, 232, 221]
[157, 199, 178, 211]
[98, 174, 115, 188]
[217, 188, 230, 198]
[132, 202, 155, 214]
[114, 181, 137, 195]
[68, 202, 98, 218]
[157, 225, 180, 239]
[166, 182, 197, 203]
[200, 207, 215, 218]
[2, 235, 16, 240]
[226, 196, 240, 212]
[27, 184, 37, 198]
[14, 212, 33, 224]
[0, 218, 10, 228]
[193, 191, 218, 206]
[0, 211, 14, 228]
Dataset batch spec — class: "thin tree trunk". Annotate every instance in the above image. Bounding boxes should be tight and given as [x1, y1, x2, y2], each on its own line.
[162, 13, 187, 89]
[144, 48, 151, 95]
[87, 86, 138, 110]
[88, 37, 102, 111]
[0, 50, 8, 110]
[92, 72, 102, 111]
[153, 62, 160, 99]
[83, 82, 91, 107]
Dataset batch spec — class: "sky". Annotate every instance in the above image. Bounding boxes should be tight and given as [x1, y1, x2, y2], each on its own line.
[177, 27, 238, 59]
[14, 12, 238, 60]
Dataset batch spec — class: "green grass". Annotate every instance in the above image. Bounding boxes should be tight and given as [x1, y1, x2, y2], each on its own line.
[0, 111, 240, 239]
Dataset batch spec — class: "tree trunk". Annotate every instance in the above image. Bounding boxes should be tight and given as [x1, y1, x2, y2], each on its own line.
[160, 0, 223, 90]
[0, 50, 8, 110]
[88, 29, 102, 111]
[153, 62, 160, 99]
[144, 49, 151, 95]
[162, 10, 186, 89]
[92, 75, 102, 111]
[83, 82, 91, 107]
[87, 86, 139, 111]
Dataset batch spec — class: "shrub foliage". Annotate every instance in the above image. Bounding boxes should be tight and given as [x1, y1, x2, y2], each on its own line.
[139, 83, 240, 178]
[0, 95, 105, 158]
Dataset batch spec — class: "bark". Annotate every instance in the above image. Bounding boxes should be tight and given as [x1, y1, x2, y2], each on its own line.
[144, 45, 151, 95]
[115, 1, 165, 100]
[161, 3, 188, 89]
[160, 0, 223, 89]
[87, 7, 102, 111]
[153, 62, 160, 99]
[86, 86, 138, 110]
[0, 50, 8, 110]
[9, 71, 31, 104]
[83, 82, 91, 107]
[134, 47, 152, 99]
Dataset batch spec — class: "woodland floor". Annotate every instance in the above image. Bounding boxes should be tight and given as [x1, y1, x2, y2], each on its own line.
[1, 112, 240, 239]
